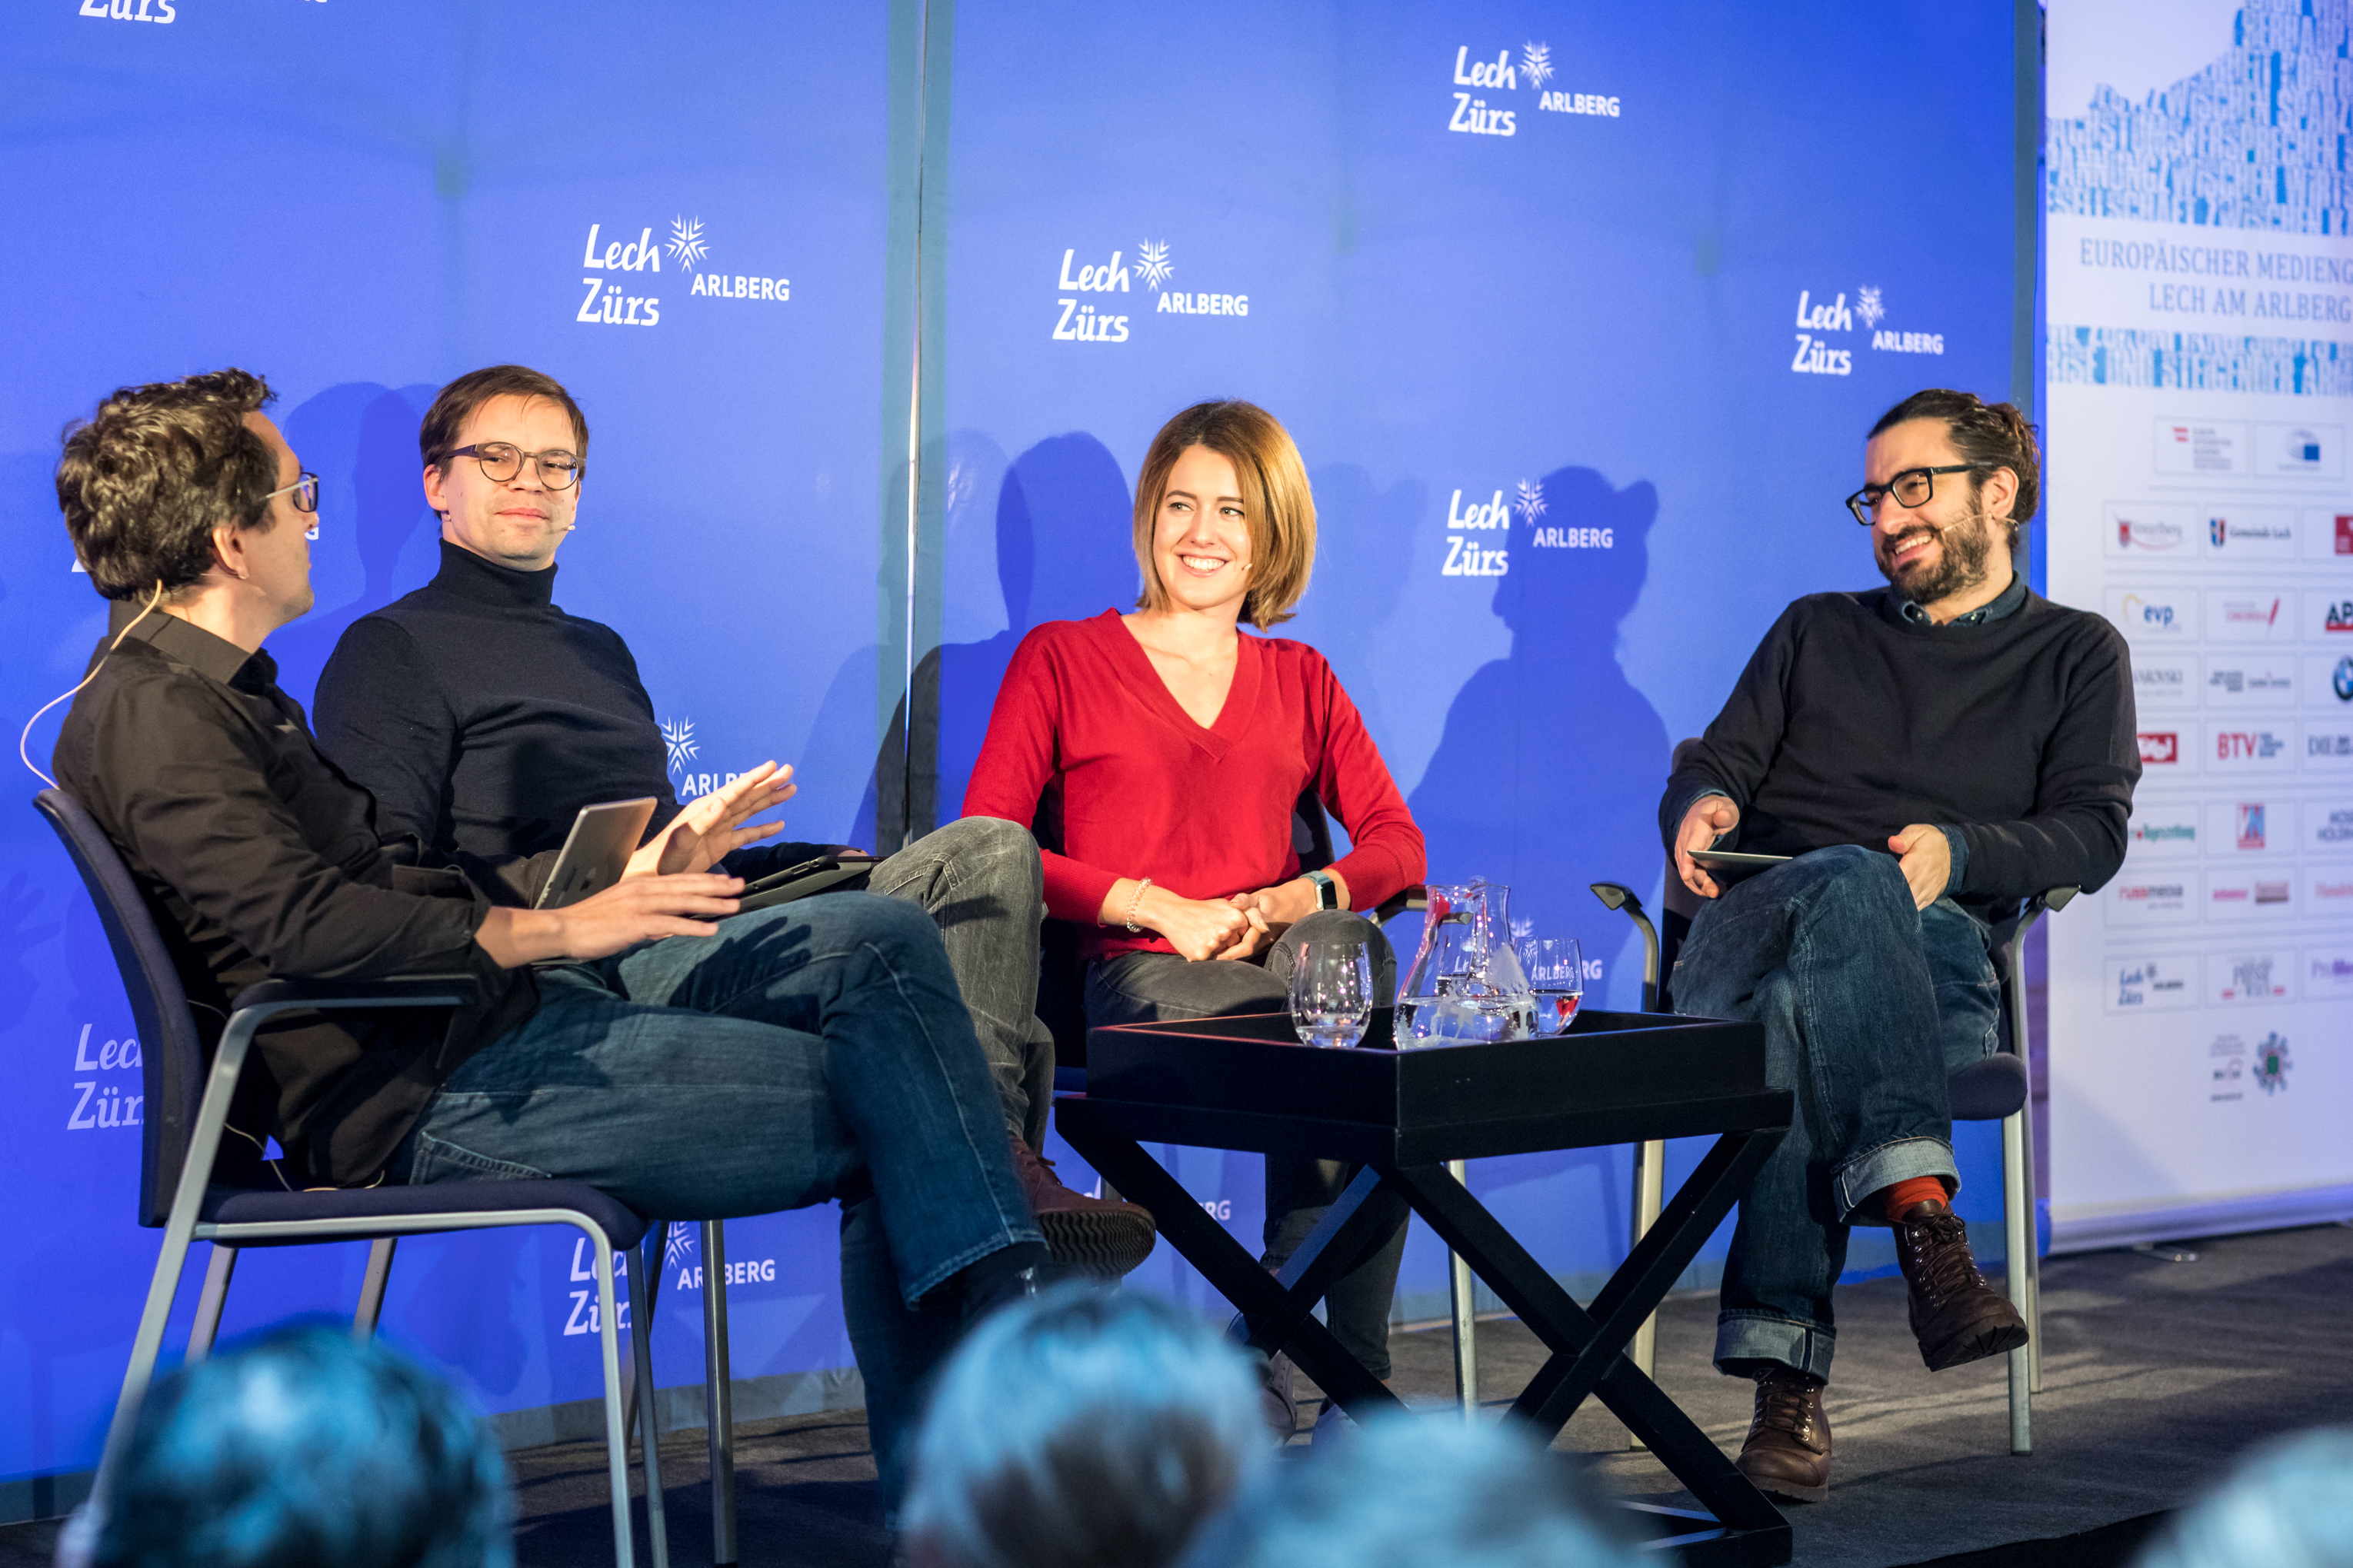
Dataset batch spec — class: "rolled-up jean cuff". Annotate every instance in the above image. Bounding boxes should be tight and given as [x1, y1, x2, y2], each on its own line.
[1832, 1136, 1959, 1223]
[1715, 1313, 1836, 1382]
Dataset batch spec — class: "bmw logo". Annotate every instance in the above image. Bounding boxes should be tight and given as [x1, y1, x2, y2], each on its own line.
[2337, 657, 2353, 702]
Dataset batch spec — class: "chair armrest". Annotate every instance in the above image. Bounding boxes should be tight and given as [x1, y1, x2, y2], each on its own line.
[1373, 885, 1426, 923]
[230, 974, 482, 1011]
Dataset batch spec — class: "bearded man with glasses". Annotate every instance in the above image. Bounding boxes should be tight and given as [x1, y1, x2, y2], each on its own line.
[1659, 388, 2138, 1503]
[314, 365, 1154, 1280]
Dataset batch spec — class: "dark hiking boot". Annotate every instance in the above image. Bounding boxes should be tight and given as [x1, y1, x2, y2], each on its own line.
[1894, 1200, 2030, 1371]
[1009, 1137, 1157, 1277]
[1735, 1367, 1832, 1504]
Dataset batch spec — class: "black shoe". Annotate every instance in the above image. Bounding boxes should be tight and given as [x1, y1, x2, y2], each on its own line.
[1894, 1201, 2029, 1371]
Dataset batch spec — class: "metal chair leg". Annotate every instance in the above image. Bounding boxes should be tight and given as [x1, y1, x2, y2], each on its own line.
[1445, 1161, 1478, 1420]
[354, 1237, 397, 1339]
[627, 1245, 671, 1568]
[186, 1244, 238, 1363]
[623, 1226, 670, 1446]
[592, 1232, 638, 1568]
[2001, 1109, 2031, 1455]
[1626, 1137, 1666, 1451]
[702, 1220, 738, 1564]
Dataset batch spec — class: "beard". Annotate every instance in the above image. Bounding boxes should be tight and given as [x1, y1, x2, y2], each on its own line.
[1878, 504, 1994, 605]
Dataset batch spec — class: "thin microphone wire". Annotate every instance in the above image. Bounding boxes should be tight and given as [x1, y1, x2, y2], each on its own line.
[19, 581, 165, 788]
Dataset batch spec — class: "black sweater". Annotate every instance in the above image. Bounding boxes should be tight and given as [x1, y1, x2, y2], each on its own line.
[315, 541, 819, 868]
[1659, 586, 2140, 914]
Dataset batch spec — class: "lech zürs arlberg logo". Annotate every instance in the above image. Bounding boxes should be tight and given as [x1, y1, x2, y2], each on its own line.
[1515, 480, 1546, 523]
[662, 717, 698, 776]
[1857, 286, 1886, 328]
[1136, 241, 1174, 291]
[667, 217, 709, 271]
[1520, 42, 1553, 87]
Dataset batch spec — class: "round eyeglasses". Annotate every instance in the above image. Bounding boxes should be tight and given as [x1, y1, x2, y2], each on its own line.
[1845, 464, 1986, 525]
[444, 442, 583, 491]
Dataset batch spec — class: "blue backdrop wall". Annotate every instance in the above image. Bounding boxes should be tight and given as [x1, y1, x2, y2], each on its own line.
[0, 0, 2024, 1505]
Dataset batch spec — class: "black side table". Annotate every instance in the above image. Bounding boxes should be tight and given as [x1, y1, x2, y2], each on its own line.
[1053, 1007, 1794, 1566]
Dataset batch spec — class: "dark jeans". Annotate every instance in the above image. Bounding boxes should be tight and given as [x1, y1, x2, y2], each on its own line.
[399, 891, 1042, 1497]
[1084, 911, 1411, 1380]
[870, 816, 1054, 1147]
[1671, 844, 2000, 1382]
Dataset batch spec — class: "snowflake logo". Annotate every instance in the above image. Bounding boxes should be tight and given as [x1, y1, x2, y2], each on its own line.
[1515, 479, 1547, 523]
[1856, 285, 1886, 328]
[662, 717, 698, 775]
[1521, 42, 1554, 88]
[666, 216, 710, 271]
[1135, 239, 1174, 291]
[663, 1223, 697, 1270]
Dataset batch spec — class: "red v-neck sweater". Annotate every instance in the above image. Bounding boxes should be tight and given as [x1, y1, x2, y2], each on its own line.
[962, 610, 1426, 962]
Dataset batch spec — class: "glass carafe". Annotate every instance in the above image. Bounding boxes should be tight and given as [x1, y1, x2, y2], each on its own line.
[1396, 879, 1537, 1045]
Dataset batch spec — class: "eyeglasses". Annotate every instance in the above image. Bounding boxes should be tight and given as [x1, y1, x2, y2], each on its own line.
[1845, 464, 1986, 525]
[263, 472, 320, 514]
[445, 442, 583, 491]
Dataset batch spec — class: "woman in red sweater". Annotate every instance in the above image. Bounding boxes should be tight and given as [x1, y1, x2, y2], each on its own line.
[963, 400, 1427, 1430]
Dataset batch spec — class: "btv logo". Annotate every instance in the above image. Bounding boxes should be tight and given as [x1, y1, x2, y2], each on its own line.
[2138, 731, 2179, 764]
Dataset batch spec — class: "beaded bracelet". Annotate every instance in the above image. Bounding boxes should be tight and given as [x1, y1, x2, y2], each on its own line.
[1124, 877, 1153, 932]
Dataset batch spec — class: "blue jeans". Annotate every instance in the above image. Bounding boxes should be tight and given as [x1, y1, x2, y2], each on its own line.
[1671, 845, 2000, 1381]
[398, 892, 1041, 1490]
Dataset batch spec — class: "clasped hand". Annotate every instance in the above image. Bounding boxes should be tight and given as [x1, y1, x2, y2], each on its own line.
[1131, 874, 1336, 962]
[1675, 795, 1949, 910]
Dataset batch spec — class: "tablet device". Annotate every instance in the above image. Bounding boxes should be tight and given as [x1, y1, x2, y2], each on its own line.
[533, 798, 658, 909]
[736, 852, 881, 913]
[1689, 849, 1791, 885]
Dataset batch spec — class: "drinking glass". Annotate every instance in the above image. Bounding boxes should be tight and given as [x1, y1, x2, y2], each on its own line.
[1289, 939, 1374, 1048]
[1518, 935, 1586, 1036]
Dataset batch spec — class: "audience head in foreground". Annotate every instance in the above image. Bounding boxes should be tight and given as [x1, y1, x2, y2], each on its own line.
[902, 1284, 1267, 1568]
[1187, 1413, 1643, 1568]
[92, 1320, 510, 1568]
[2136, 1426, 2353, 1568]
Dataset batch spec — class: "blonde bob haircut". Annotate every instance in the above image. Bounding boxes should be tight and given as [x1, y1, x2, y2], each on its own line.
[1132, 400, 1316, 629]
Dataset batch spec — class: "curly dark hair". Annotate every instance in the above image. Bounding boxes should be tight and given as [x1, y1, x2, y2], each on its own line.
[55, 369, 279, 601]
[1869, 388, 2042, 554]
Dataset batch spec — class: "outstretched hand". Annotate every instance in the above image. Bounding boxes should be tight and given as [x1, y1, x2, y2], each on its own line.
[627, 762, 796, 880]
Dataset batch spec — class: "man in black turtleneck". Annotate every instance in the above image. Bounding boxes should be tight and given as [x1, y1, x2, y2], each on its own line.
[1658, 389, 2138, 1505]
[315, 365, 1152, 1276]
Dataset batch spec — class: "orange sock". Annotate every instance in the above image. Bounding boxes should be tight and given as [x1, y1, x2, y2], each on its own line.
[1882, 1177, 1948, 1222]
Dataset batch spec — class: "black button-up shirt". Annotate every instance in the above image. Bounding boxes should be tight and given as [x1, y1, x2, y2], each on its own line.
[54, 610, 544, 1186]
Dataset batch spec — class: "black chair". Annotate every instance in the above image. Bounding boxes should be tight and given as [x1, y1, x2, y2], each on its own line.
[1588, 747, 2070, 1455]
[35, 789, 675, 1568]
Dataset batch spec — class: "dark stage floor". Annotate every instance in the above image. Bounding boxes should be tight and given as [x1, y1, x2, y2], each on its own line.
[6, 1222, 2348, 1567]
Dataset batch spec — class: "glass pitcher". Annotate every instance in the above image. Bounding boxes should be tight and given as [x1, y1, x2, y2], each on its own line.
[1396, 878, 1537, 1045]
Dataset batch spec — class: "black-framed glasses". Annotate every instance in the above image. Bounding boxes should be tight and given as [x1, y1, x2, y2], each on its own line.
[445, 442, 583, 490]
[263, 472, 320, 514]
[1845, 464, 1986, 525]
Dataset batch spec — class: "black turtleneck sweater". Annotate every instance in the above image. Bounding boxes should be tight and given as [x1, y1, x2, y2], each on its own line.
[1659, 584, 2141, 916]
[316, 541, 820, 869]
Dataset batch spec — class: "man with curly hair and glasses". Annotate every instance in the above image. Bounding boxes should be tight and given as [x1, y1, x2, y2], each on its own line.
[1660, 388, 2139, 1503]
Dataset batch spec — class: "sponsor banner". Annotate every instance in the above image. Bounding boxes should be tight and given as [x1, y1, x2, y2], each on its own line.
[2106, 586, 2199, 642]
[2202, 506, 2300, 560]
[2303, 653, 2353, 710]
[2204, 866, 2299, 920]
[2205, 947, 2295, 1004]
[2304, 590, 2353, 642]
[2301, 797, 2353, 852]
[2303, 942, 2353, 993]
[2302, 719, 2353, 768]
[2137, 727, 2196, 774]
[2205, 798, 2284, 855]
[2301, 510, 2353, 562]
[2126, 798, 2202, 857]
[2205, 654, 2296, 707]
[2135, 657, 2195, 707]
[2205, 721, 2295, 772]
[2105, 953, 2200, 1012]
[2107, 870, 2196, 926]
[2205, 588, 2292, 642]
[2305, 861, 2353, 914]
[2050, 211, 2353, 340]
[2105, 499, 2195, 558]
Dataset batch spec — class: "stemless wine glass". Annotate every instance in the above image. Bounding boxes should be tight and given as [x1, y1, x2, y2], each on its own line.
[1518, 935, 1586, 1036]
[1288, 939, 1374, 1048]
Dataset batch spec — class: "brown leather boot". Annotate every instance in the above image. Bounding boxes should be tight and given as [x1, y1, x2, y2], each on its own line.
[1009, 1137, 1158, 1277]
[1735, 1367, 1831, 1504]
[1894, 1200, 2029, 1370]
